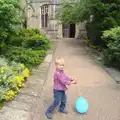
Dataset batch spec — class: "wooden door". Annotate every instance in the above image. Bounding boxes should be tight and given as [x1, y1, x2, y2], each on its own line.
[62, 24, 70, 38]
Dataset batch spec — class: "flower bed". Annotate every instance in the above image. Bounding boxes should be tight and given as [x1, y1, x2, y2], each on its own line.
[0, 62, 29, 106]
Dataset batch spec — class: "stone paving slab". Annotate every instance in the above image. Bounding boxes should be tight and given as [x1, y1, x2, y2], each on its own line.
[5, 101, 34, 111]
[0, 107, 32, 120]
[44, 54, 53, 63]
[20, 87, 42, 97]
[104, 67, 120, 83]
[14, 93, 38, 103]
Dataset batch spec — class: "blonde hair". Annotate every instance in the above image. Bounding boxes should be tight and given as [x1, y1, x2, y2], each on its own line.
[55, 56, 64, 65]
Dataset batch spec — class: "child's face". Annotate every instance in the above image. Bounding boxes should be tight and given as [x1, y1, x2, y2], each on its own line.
[56, 61, 64, 70]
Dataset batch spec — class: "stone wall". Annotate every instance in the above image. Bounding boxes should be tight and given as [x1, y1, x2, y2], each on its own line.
[76, 21, 87, 40]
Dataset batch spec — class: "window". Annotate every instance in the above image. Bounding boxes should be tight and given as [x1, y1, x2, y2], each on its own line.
[27, 7, 32, 19]
[41, 5, 48, 28]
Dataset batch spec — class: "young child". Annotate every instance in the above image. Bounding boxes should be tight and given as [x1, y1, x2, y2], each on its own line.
[45, 56, 77, 119]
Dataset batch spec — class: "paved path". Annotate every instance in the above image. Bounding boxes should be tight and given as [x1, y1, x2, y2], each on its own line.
[40, 39, 120, 120]
[0, 39, 120, 120]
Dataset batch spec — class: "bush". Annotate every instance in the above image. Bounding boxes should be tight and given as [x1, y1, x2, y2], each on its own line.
[1, 28, 50, 70]
[20, 28, 41, 37]
[0, 0, 22, 50]
[102, 27, 120, 69]
[0, 57, 8, 67]
[0, 28, 50, 104]
[2, 46, 46, 69]
[0, 62, 30, 103]
[22, 34, 50, 50]
[8, 28, 50, 50]
[86, 1, 120, 46]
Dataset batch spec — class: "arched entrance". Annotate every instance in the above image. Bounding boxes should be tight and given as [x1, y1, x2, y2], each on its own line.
[62, 24, 76, 38]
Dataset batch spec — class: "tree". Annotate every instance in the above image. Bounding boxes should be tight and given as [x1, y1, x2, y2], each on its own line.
[59, 0, 120, 46]
[59, 0, 90, 24]
[0, 0, 22, 48]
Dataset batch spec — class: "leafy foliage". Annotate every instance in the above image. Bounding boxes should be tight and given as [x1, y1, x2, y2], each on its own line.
[0, 61, 30, 102]
[102, 27, 120, 69]
[8, 28, 50, 50]
[1, 28, 50, 70]
[59, 0, 90, 23]
[2, 46, 46, 69]
[60, 0, 120, 46]
[0, 0, 22, 48]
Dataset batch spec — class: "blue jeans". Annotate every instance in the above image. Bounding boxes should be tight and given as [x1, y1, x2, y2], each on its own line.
[46, 90, 67, 113]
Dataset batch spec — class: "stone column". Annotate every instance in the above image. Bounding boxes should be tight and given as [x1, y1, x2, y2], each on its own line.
[75, 23, 80, 39]
[57, 23, 62, 38]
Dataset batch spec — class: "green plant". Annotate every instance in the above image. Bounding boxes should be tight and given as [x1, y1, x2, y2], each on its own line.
[102, 27, 120, 69]
[86, 1, 120, 46]
[0, 0, 22, 49]
[0, 57, 8, 67]
[2, 46, 46, 69]
[0, 62, 30, 103]
[7, 28, 50, 50]
[0, 87, 7, 102]
[20, 28, 40, 36]
[8, 33, 25, 46]
[22, 34, 50, 50]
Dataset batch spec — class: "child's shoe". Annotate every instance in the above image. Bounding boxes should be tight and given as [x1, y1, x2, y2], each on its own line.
[59, 109, 68, 114]
[45, 112, 53, 119]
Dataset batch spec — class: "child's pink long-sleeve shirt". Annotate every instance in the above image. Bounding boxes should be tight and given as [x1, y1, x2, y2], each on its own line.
[53, 69, 72, 91]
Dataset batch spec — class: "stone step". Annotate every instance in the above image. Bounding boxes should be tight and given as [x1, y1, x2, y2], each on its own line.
[41, 28, 58, 39]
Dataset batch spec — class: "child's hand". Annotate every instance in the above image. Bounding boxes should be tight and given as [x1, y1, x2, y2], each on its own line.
[66, 85, 69, 89]
[71, 79, 77, 84]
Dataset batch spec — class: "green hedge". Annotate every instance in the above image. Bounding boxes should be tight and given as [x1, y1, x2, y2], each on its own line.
[102, 27, 120, 69]
[2, 46, 46, 70]
[1, 28, 50, 70]
[86, 1, 120, 46]
[8, 28, 50, 50]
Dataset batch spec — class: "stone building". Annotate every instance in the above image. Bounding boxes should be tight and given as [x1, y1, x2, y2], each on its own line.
[20, 0, 85, 39]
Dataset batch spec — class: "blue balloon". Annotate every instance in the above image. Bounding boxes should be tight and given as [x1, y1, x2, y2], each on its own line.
[76, 96, 88, 114]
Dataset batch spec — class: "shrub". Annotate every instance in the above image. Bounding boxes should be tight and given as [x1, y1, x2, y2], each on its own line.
[2, 46, 46, 69]
[0, 62, 30, 103]
[20, 28, 40, 37]
[22, 34, 50, 50]
[7, 28, 50, 50]
[0, 0, 22, 50]
[8, 34, 25, 46]
[0, 57, 8, 67]
[0, 87, 7, 103]
[102, 27, 120, 69]
[1, 28, 50, 70]
[86, 1, 120, 46]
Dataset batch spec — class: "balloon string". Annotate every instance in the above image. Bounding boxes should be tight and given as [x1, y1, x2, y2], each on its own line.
[77, 83, 82, 97]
